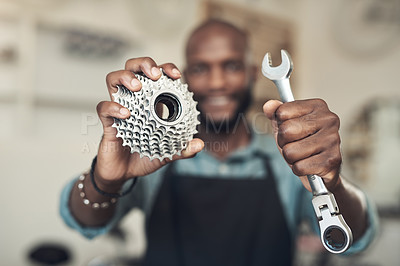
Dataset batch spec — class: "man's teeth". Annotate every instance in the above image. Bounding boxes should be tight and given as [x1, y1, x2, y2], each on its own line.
[208, 96, 230, 106]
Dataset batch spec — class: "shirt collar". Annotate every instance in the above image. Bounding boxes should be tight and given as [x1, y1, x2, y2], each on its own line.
[197, 130, 278, 163]
[229, 132, 277, 160]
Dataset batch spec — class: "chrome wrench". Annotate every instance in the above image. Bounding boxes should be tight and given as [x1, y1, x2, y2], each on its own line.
[261, 50, 353, 253]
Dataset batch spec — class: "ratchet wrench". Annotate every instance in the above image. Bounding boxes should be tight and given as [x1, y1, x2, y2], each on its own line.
[261, 50, 353, 254]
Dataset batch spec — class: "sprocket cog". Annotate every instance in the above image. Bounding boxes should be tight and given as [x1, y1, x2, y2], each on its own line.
[112, 72, 200, 161]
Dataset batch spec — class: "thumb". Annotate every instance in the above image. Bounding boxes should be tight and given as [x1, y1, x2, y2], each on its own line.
[162, 138, 204, 164]
[180, 138, 204, 158]
[263, 100, 282, 140]
[262, 99, 282, 120]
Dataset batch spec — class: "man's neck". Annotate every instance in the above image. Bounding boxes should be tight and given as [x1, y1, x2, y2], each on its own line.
[196, 118, 251, 161]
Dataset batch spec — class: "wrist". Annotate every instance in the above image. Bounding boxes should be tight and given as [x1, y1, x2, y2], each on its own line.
[90, 156, 137, 198]
[330, 174, 344, 194]
[77, 173, 118, 209]
[93, 167, 125, 193]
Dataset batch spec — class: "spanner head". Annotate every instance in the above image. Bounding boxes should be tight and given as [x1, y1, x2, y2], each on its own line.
[261, 49, 293, 80]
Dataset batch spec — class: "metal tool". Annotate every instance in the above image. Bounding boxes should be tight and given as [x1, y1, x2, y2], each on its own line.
[261, 50, 353, 254]
[112, 72, 200, 161]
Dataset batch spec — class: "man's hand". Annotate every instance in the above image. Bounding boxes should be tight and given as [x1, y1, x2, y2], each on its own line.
[95, 57, 204, 192]
[263, 99, 342, 192]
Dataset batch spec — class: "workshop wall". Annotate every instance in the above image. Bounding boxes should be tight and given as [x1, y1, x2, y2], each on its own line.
[0, 0, 399, 265]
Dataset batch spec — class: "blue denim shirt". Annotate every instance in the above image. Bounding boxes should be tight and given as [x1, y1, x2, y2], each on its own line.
[60, 134, 378, 255]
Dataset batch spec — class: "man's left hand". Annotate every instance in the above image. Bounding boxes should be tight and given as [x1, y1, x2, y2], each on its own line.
[263, 99, 342, 192]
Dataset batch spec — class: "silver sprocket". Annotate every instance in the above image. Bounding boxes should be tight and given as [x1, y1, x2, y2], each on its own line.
[112, 72, 200, 161]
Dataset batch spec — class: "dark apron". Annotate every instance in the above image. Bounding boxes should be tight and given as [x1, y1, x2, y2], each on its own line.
[143, 157, 293, 266]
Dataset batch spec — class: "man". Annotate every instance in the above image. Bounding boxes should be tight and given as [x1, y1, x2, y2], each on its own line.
[60, 19, 377, 265]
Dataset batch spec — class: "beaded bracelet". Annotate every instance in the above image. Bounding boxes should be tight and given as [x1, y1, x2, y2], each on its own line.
[90, 156, 137, 198]
[77, 174, 117, 209]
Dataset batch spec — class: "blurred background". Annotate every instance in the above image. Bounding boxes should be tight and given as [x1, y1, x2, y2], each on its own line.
[1, 0, 400, 265]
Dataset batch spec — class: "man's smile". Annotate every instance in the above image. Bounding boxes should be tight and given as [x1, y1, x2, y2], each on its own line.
[204, 96, 231, 107]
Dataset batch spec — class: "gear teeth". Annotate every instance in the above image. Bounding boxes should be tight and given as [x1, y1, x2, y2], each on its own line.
[112, 72, 200, 161]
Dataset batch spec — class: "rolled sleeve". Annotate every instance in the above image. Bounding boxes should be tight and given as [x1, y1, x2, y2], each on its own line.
[343, 195, 379, 255]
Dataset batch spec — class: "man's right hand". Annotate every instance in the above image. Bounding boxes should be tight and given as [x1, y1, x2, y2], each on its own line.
[94, 57, 204, 193]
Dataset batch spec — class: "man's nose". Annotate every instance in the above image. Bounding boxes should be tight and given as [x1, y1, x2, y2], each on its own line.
[208, 67, 225, 91]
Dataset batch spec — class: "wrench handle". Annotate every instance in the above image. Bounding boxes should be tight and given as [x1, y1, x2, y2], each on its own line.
[273, 79, 294, 103]
[269, 62, 353, 254]
[274, 80, 331, 196]
[307, 174, 329, 196]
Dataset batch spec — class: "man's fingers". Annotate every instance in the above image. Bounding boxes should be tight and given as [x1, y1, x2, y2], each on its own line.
[168, 138, 204, 161]
[274, 99, 328, 122]
[157, 138, 204, 165]
[180, 138, 205, 158]
[106, 70, 141, 97]
[106, 59, 181, 100]
[291, 150, 341, 182]
[159, 63, 181, 79]
[125, 57, 162, 81]
[263, 100, 283, 120]
[281, 134, 322, 165]
[276, 114, 320, 147]
[263, 100, 282, 143]
[96, 101, 130, 129]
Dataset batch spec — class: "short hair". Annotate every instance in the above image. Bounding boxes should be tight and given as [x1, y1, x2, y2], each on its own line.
[185, 18, 253, 65]
[186, 19, 248, 54]
[189, 18, 248, 40]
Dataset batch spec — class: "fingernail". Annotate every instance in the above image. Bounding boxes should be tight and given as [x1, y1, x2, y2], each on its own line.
[151, 67, 161, 77]
[186, 142, 194, 153]
[131, 79, 141, 89]
[189, 141, 200, 152]
[172, 68, 181, 77]
[120, 108, 130, 116]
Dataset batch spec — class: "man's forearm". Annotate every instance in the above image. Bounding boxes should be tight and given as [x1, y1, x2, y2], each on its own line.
[332, 176, 368, 242]
[69, 173, 118, 227]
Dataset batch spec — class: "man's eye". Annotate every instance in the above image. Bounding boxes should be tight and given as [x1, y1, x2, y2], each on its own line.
[225, 61, 244, 72]
[188, 64, 208, 75]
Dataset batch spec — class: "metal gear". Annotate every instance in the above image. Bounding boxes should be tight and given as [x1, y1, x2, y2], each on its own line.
[112, 72, 200, 161]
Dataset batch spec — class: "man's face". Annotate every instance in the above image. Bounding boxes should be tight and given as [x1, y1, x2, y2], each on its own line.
[184, 29, 253, 128]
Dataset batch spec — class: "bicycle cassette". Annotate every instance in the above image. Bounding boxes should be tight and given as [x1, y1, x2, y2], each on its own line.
[112, 72, 200, 161]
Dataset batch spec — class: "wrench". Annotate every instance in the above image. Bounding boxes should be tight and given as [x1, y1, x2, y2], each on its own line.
[261, 50, 353, 254]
